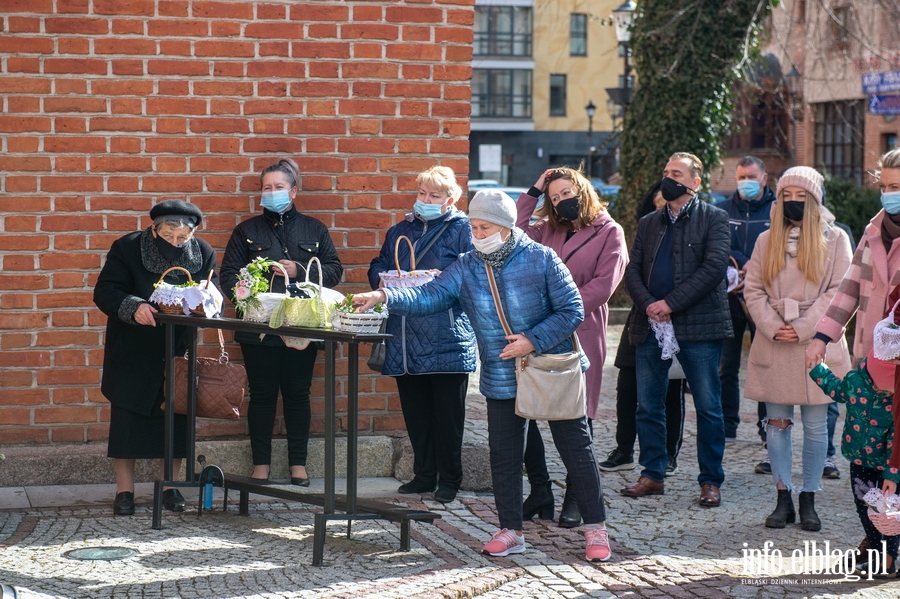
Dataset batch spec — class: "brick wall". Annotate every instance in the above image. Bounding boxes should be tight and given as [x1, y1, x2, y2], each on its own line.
[0, 0, 474, 446]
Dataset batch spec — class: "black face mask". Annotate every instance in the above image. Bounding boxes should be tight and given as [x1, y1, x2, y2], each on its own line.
[554, 197, 580, 222]
[782, 201, 805, 223]
[660, 177, 694, 202]
[153, 234, 187, 261]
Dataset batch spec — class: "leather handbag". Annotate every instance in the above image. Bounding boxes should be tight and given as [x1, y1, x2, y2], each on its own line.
[485, 264, 586, 421]
[173, 329, 247, 420]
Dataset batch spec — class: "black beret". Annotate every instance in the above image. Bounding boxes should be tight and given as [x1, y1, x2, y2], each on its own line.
[149, 200, 203, 227]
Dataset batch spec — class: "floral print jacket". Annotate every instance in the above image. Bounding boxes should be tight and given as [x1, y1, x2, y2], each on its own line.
[810, 360, 900, 482]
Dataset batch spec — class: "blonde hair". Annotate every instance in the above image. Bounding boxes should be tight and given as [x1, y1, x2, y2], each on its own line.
[875, 148, 900, 181]
[417, 166, 462, 202]
[761, 192, 827, 287]
[535, 166, 607, 231]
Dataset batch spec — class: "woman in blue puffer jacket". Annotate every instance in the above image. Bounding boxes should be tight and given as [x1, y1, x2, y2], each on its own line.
[354, 190, 611, 564]
[368, 166, 476, 504]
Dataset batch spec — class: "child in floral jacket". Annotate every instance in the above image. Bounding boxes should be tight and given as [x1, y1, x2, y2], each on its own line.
[811, 350, 900, 575]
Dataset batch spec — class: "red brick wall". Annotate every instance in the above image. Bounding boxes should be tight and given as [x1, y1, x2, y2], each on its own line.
[0, 0, 473, 445]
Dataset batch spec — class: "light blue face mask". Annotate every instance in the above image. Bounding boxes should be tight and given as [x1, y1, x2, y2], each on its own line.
[737, 180, 761, 200]
[882, 191, 900, 215]
[414, 199, 444, 220]
[261, 189, 292, 213]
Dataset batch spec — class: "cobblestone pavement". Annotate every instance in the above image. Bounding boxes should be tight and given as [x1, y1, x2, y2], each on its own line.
[2, 325, 900, 598]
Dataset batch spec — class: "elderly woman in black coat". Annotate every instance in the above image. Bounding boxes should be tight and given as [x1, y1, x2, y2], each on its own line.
[93, 200, 218, 516]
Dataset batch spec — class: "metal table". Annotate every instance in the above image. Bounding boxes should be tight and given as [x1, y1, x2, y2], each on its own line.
[151, 314, 436, 565]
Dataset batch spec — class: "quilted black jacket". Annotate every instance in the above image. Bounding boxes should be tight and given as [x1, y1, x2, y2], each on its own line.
[624, 198, 733, 345]
[220, 205, 343, 345]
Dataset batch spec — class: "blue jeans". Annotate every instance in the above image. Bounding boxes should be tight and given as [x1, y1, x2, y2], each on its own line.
[636, 336, 725, 486]
[826, 401, 839, 458]
[486, 397, 606, 531]
[764, 402, 827, 493]
[719, 294, 755, 438]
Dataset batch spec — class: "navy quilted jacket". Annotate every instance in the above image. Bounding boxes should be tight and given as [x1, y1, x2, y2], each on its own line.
[368, 209, 476, 375]
[382, 232, 585, 399]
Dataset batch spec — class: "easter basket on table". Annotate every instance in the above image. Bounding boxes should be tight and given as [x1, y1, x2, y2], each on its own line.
[378, 235, 440, 289]
[149, 267, 222, 317]
[268, 257, 344, 350]
[233, 258, 289, 323]
[332, 294, 388, 334]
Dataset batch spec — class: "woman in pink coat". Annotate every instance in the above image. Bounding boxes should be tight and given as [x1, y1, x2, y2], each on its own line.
[516, 166, 628, 527]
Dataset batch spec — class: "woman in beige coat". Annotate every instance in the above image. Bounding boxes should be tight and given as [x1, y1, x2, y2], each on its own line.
[744, 166, 852, 532]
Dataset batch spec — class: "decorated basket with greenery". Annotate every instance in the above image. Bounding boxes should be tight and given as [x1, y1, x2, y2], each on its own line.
[233, 257, 289, 322]
[332, 294, 388, 334]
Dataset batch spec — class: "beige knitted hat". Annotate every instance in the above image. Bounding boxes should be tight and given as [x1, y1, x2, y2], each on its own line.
[776, 166, 824, 204]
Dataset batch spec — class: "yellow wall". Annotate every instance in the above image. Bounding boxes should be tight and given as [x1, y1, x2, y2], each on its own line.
[532, 0, 624, 132]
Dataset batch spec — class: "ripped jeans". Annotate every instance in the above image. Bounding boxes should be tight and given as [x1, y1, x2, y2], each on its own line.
[764, 402, 828, 493]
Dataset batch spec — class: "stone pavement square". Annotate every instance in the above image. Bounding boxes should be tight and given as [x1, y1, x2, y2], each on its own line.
[2, 325, 900, 598]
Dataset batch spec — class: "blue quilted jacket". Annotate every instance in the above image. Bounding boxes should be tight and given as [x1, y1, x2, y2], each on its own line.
[383, 232, 585, 399]
[368, 209, 476, 375]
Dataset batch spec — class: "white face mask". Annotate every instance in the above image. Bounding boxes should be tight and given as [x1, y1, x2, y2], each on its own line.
[472, 231, 506, 254]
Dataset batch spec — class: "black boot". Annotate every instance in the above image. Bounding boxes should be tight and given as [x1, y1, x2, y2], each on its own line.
[798, 491, 821, 531]
[558, 488, 582, 528]
[764, 489, 795, 528]
[523, 483, 554, 520]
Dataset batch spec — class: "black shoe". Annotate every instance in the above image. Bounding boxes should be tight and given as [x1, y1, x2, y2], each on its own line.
[755, 457, 771, 474]
[598, 448, 636, 472]
[432, 485, 457, 504]
[665, 455, 677, 477]
[162, 488, 186, 512]
[764, 489, 796, 528]
[822, 456, 840, 479]
[558, 489, 582, 528]
[290, 477, 310, 487]
[523, 483, 554, 520]
[113, 491, 135, 516]
[798, 491, 821, 531]
[398, 478, 436, 494]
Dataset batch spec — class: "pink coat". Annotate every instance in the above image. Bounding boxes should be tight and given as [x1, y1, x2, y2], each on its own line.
[516, 192, 628, 419]
[817, 210, 900, 361]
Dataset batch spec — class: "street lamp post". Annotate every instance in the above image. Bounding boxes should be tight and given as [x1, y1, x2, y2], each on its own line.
[585, 100, 596, 178]
[785, 66, 802, 167]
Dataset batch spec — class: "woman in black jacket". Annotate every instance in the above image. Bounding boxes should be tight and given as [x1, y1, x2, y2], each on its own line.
[93, 200, 218, 516]
[220, 158, 343, 485]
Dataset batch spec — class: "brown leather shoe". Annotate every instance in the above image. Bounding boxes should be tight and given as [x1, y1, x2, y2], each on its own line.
[699, 484, 721, 507]
[620, 476, 664, 497]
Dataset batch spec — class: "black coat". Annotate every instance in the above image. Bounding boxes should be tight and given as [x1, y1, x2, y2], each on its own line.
[219, 205, 343, 346]
[624, 198, 733, 345]
[93, 229, 218, 416]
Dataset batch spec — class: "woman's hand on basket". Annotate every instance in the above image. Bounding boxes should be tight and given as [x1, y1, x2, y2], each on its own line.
[134, 302, 158, 327]
[276, 260, 298, 278]
[352, 290, 387, 313]
[499, 334, 535, 360]
[883, 480, 898, 496]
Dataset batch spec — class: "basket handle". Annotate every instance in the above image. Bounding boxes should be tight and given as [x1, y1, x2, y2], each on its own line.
[891, 297, 900, 315]
[157, 266, 194, 286]
[394, 235, 416, 271]
[267, 262, 291, 296]
[303, 256, 324, 289]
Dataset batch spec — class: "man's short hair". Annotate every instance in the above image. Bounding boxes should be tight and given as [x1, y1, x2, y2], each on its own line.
[668, 152, 703, 179]
[736, 155, 766, 173]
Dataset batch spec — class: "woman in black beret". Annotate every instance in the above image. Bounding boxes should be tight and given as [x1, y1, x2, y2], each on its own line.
[93, 199, 218, 515]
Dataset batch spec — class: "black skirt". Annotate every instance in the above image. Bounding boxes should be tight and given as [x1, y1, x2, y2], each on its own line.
[107, 390, 187, 459]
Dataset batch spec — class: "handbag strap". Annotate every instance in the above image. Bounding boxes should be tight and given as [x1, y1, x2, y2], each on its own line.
[418, 220, 452, 260]
[562, 223, 607, 264]
[484, 263, 582, 353]
[216, 329, 231, 364]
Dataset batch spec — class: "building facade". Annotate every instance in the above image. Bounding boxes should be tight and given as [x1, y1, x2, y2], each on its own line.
[468, 0, 625, 187]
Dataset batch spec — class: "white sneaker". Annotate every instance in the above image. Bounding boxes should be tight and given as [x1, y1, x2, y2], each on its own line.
[481, 528, 525, 557]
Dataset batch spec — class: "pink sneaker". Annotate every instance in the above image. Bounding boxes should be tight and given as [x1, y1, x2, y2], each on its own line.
[585, 527, 611, 562]
[481, 528, 525, 557]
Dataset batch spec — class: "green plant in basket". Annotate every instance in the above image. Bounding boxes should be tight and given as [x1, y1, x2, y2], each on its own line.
[334, 293, 385, 314]
[233, 257, 280, 317]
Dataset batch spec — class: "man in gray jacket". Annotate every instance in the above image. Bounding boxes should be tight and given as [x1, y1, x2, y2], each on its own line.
[620, 152, 732, 507]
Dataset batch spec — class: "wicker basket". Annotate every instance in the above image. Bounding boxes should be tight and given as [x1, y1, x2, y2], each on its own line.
[378, 235, 439, 289]
[868, 509, 900, 536]
[242, 263, 290, 323]
[335, 311, 385, 334]
[150, 266, 206, 316]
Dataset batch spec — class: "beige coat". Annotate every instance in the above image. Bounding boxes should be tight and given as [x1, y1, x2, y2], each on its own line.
[743, 222, 852, 405]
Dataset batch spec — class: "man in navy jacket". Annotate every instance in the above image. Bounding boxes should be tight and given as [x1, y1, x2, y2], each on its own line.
[714, 156, 775, 470]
